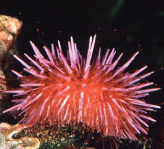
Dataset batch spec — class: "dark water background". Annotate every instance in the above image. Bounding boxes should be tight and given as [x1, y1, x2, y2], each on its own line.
[0, 0, 164, 148]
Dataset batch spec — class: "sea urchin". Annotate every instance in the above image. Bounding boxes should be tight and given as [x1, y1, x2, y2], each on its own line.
[3, 35, 160, 140]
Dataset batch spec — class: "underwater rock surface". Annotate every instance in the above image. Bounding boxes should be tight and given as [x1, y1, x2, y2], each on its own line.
[0, 123, 40, 149]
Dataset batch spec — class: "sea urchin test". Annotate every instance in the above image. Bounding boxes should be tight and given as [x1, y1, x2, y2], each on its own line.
[3, 35, 160, 140]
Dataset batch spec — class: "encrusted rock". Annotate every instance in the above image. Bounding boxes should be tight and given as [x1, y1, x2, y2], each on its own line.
[0, 123, 40, 149]
[0, 15, 22, 110]
[0, 15, 22, 63]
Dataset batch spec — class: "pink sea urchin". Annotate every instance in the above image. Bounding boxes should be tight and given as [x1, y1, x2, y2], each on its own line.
[3, 35, 160, 140]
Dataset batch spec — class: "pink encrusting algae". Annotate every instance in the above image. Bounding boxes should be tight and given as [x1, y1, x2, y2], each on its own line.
[3, 35, 160, 140]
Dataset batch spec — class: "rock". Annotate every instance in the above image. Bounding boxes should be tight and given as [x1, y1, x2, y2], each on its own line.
[0, 123, 40, 149]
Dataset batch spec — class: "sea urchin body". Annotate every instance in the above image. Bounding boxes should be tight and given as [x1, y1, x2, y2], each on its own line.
[4, 35, 160, 140]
